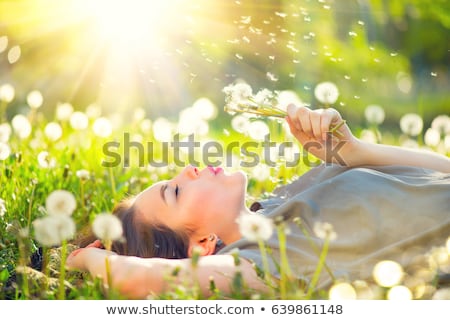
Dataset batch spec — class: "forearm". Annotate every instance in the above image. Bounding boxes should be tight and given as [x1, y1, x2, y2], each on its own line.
[350, 139, 450, 173]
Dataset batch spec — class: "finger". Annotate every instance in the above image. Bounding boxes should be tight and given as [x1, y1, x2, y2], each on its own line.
[86, 240, 103, 248]
[310, 109, 324, 141]
[297, 106, 312, 137]
[321, 108, 341, 140]
[287, 104, 301, 130]
[286, 116, 299, 134]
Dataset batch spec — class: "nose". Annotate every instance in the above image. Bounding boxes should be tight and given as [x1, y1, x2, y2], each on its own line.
[178, 165, 199, 180]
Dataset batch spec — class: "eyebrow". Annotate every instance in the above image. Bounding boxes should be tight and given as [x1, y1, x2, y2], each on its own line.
[160, 184, 168, 205]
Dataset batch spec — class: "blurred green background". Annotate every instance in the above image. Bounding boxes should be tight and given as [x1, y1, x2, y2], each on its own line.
[0, 0, 449, 131]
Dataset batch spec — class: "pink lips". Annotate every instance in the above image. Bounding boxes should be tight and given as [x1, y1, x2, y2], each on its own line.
[207, 166, 223, 175]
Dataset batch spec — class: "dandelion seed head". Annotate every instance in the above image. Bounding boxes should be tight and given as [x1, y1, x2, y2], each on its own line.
[12, 114, 32, 139]
[238, 213, 273, 242]
[27, 90, 43, 109]
[0, 123, 12, 143]
[140, 119, 152, 133]
[387, 285, 412, 300]
[329, 282, 356, 300]
[85, 103, 101, 119]
[92, 117, 113, 138]
[314, 81, 339, 105]
[251, 164, 271, 182]
[76, 169, 90, 181]
[248, 120, 269, 141]
[313, 221, 337, 241]
[431, 115, 450, 135]
[45, 189, 77, 216]
[8, 45, 21, 64]
[92, 213, 123, 242]
[33, 215, 76, 246]
[424, 128, 440, 147]
[223, 82, 253, 105]
[0, 83, 15, 103]
[70, 111, 89, 131]
[37, 151, 56, 168]
[192, 97, 217, 120]
[231, 115, 250, 134]
[364, 105, 385, 125]
[44, 122, 63, 141]
[0, 198, 6, 217]
[372, 260, 404, 287]
[277, 90, 302, 111]
[0, 142, 11, 160]
[153, 117, 173, 142]
[56, 103, 74, 121]
[399, 113, 423, 136]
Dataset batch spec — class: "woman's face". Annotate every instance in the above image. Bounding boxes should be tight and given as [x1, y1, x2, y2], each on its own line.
[132, 165, 247, 242]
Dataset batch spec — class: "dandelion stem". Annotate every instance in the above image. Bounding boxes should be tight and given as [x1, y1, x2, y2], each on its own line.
[257, 239, 276, 293]
[26, 184, 36, 229]
[306, 237, 330, 299]
[58, 240, 67, 300]
[108, 167, 116, 198]
[277, 223, 293, 299]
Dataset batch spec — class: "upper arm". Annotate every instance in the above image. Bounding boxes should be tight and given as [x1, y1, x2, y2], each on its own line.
[108, 254, 267, 299]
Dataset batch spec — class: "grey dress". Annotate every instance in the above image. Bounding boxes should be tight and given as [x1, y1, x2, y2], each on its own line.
[217, 164, 450, 289]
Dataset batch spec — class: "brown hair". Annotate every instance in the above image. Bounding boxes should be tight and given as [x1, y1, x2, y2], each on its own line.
[76, 199, 190, 259]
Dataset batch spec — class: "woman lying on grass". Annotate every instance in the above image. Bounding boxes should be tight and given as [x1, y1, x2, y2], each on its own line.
[67, 104, 450, 299]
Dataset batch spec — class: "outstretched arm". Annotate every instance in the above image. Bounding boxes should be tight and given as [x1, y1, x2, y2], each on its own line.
[66, 247, 267, 299]
[286, 104, 450, 173]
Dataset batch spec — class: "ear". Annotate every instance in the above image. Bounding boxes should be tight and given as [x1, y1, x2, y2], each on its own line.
[188, 234, 218, 257]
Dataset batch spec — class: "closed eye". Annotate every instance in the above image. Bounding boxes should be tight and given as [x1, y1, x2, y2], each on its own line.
[175, 185, 179, 198]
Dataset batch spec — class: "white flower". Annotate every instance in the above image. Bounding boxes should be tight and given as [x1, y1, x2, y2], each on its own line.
[37, 151, 56, 168]
[44, 122, 63, 141]
[0, 123, 12, 142]
[56, 102, 73, 121]
[27, 90, 43, 109]
[238, 213, 273, 242]
[0, 198, 6, 217]
[11, 114, 32, 139]
[314, 81, 339, 105]
[364, 105, 385, 125]
[33, 215, 76, 247]
[0, 142, 11, 160]
[70, 111, 89, 130]
[0, 83, 15, 103]
[76, 169, 90, 181]
[431, 115, 450, 135]
[92, 213, 123, 242]
[92, 117, 113, 138]
[399, 113, 423, 136]
[313, 221, 337, 241]
[372, 260, 404, 287]
[424, 128, 441, 147]
[45, 190, 77, 216]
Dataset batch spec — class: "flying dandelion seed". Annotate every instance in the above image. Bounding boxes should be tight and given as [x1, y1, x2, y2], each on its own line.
[7, 45, 21, 64]
[372, 260, 404, 287]
[237, 213, 273, 242]
[0, 36, 7, 53]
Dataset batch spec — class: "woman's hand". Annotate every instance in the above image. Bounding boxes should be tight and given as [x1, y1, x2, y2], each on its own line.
[286, 104, 359, 165]
[66, 240, 117, 274]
